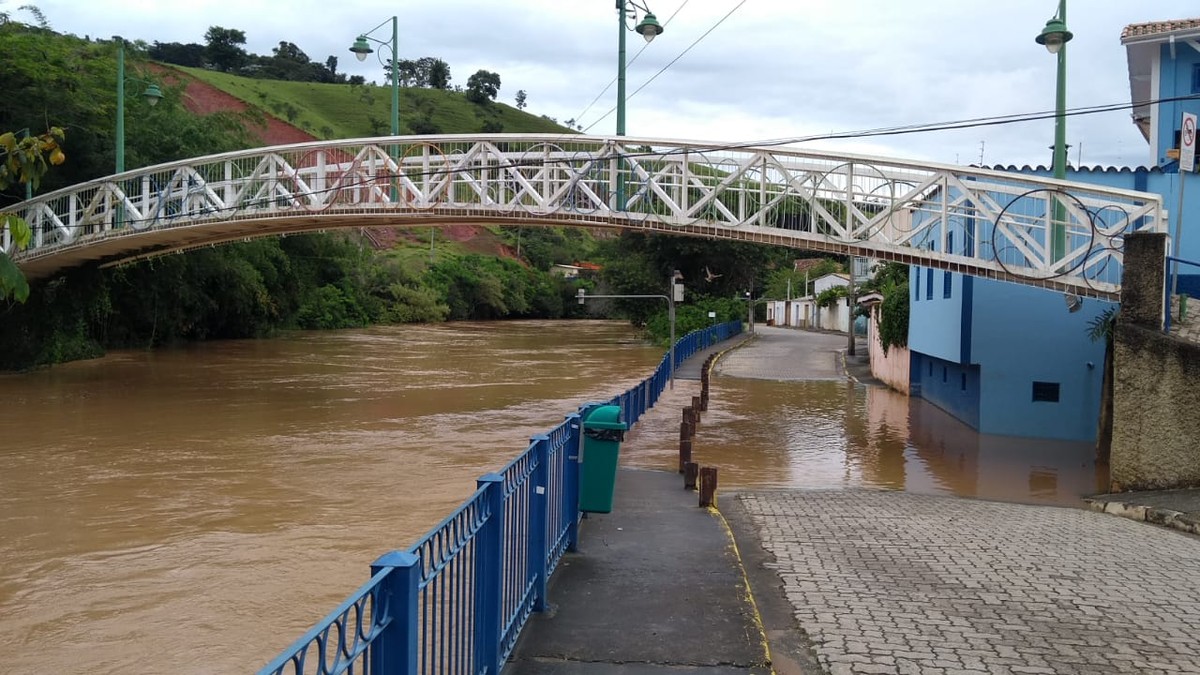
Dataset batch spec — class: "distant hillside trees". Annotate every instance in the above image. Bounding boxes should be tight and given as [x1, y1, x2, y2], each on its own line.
[388, 57, 451, 89]
[203, 26, 249, 72]
[148, 41, 205, 67]
[466, 70, 501, 105]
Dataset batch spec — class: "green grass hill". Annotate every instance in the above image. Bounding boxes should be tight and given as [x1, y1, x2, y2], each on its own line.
[175, 66, 572, 140]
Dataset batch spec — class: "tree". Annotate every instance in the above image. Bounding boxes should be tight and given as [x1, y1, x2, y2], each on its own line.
[204, 26, 248, 72]
[148, 41, 206, 67]
[466, 69, 501, 104]
[1, 127, 65, 301]
[271, 40, 309, 63]
[388, 58, 418, 87]
[428, 58, 451, 89]
[515, 89, 527, 110]
[414, 57, 437, 87]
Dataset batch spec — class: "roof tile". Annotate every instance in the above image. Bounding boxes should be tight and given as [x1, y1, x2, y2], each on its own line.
[1121, 18, 1200, 41]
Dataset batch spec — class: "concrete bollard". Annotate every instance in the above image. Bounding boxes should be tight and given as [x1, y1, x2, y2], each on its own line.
[699, 467, 718, 507]
[684, 461, 699, 490]
[679, 438, 692, 473]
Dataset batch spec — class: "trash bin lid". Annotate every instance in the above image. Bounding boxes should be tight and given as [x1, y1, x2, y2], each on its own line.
[584, 404, 628, 430]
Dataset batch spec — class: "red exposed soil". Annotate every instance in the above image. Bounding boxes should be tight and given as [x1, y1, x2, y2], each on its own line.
[153, 65, 316, 146]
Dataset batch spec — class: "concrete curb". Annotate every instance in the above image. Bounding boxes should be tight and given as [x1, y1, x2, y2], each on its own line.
[837, 349, 859, 385]
[1083, 497, 1200, 535]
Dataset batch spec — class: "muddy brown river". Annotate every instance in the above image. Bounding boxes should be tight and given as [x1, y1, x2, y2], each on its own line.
[0, 320, 1103, 674]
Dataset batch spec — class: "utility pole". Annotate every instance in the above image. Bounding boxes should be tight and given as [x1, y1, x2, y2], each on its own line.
[846, 257, 857, 357]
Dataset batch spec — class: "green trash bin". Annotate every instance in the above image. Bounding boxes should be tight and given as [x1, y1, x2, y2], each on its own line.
[579, 405, 628, 514]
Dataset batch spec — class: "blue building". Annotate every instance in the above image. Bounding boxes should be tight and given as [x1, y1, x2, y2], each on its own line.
[907, 16, 1200, 441]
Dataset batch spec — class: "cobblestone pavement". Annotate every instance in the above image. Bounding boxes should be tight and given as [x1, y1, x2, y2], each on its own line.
[736, 489, 1200, 675]
[1168, 295, 1200, 343]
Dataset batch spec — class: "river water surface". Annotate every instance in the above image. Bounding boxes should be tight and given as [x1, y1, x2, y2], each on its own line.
[0, 320, 1104, 674]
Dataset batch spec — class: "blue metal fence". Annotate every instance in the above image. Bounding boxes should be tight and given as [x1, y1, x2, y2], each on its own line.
[258, 320, 743, 675]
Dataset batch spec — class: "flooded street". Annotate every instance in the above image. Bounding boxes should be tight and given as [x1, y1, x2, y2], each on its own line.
[0, 321, 1105, 674]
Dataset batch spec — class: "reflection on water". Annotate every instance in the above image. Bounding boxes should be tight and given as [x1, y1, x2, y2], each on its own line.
[0, 322, 1107, 675]
[621, 377, 1106, 506]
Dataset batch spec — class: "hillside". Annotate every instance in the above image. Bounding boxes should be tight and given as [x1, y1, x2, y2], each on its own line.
[174, 66, 571, 140]
[164, 65, 580, 259]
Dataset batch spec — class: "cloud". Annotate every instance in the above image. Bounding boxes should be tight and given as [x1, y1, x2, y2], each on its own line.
[22, 0, 1200, 168]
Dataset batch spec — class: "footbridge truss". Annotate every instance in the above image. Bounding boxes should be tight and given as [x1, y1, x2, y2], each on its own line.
[3, 134, 1164, 299]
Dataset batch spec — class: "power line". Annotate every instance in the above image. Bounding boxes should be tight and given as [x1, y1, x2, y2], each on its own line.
[583, 0, 743, 133]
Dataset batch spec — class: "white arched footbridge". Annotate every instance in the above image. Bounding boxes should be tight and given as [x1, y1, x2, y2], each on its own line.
[3, 134, 1164, 299]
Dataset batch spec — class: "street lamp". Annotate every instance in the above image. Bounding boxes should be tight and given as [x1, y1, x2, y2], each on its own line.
[348, 16, 400, 139]
[1035, 0, 1072, 262]
[115, 40, 164, 175]
[615, 0, 663, 209]
[577, 270, 682, 388]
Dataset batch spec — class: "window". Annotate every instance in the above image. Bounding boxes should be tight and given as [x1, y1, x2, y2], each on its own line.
[914, 270, 920, 301]
[943, 271, 952, 298]
[1193, 63, 1200, 93]
[942, 366, 947, 383]
[1032, 381, 1060, 403]
[926, 268, 933, 300]
[961, 373, 967, 391]
[928, 362, 933, 377]
[948, 231, 955, 255]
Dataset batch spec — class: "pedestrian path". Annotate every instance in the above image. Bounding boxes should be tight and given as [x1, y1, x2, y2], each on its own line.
[506, 468, 770, 674]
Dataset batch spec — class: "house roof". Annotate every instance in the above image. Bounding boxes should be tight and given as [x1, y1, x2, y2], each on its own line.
[815, 272, 849, 282]
[1121, 17, 1200, 146]
[857, 292, 885, 306]
[1121, 18, 1200, 43]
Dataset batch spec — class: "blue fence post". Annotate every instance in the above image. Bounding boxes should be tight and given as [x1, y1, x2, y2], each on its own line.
[473, 473, 505, 675]
[368, 551, 420, 675]
[563, 412, 582, 553]
[528, 435, 550, 613]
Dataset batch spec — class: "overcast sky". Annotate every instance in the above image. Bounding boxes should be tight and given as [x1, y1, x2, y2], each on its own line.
[14, 0, 1199, 168]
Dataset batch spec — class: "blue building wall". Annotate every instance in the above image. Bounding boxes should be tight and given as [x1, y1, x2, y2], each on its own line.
[909, 266, 966, 363]
[1155, 43, 1200, 170]
[912, 352, 981, 429]
[970, 281, 1110, 441]
[909, 267, 1110, 441]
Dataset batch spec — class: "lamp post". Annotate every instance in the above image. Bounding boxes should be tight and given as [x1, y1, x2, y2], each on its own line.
[1035, 0, 1072, 262]
[578, 271, 682, 388]
[115, 40, 164, 175]
[350, 17, 405, 237]
[349, 17, 400, 139]
[615, 1, 662, 209]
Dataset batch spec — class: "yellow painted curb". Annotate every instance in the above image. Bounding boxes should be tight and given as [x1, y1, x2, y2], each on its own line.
[711, 504, 776, 674]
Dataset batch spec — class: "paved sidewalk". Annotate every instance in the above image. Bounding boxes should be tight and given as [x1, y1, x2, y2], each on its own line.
[727, 489, 1200, 675]
[506, 469, 769, 674]
[715, 327, 847, 381]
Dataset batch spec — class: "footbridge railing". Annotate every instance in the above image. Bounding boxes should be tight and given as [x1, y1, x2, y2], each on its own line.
[3, 134, 1165, 299]
[257, 320, 743, 675]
